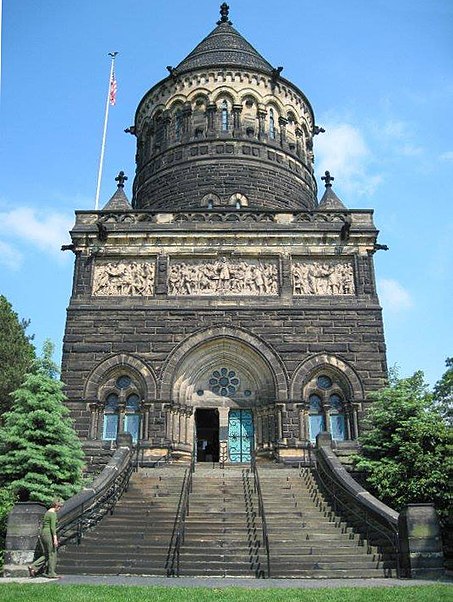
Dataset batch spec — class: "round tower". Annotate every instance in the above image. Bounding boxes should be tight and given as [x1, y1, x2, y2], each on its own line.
[132, 4, 318, 211]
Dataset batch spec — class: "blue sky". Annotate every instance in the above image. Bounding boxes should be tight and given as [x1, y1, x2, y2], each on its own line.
[0, 0, 452, 387]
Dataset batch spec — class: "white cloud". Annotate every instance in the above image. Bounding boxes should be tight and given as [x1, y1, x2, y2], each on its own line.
[0, 240, 23, 271]
[399, 144, 423, 157]
[439, 151, 453, 162]
[314, 123, 382, 196]
[378, 278, 414, 312]
[0, 207, 73, 256]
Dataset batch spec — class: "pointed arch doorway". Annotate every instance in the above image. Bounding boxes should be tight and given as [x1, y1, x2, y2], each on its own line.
[166, 333, 284, 463]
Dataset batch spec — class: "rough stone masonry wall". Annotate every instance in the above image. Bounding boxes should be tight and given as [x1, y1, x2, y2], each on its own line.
[61, 305, 387, 442]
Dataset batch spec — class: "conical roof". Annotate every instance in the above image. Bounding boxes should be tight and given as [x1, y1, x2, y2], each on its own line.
[318, 171, 347, 209]
[102, 172, 132, 210]
[175, 21, 274, 75]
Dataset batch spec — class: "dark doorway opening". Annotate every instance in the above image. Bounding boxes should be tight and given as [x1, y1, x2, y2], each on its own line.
[195, 408, 219, 462]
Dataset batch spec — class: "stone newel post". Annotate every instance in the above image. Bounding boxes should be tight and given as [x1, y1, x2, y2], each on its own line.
[399, 504, 445, 578]
[3, 502, 47, 577]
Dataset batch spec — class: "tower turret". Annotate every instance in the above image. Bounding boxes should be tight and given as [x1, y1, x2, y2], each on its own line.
[132, 4, 318, 211]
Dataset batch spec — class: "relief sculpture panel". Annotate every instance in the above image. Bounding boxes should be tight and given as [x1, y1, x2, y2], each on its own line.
[168, 258, 278, 296]
[292, 260, 355, 295]
[92, 261, 155, 296]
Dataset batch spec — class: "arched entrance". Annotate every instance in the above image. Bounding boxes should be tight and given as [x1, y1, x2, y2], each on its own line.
[165, 334, 284, 462]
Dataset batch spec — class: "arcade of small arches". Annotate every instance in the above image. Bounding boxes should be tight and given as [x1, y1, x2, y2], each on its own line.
[83, 343, 363, 463]
[137, 92, 312, 167]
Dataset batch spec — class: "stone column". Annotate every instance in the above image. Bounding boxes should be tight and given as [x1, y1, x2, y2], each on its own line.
[258, 109, 266, 139]
[218, 407, 229, 460]
[143, 402, 152, 440]
[352, 404, 359, 439]
[232, 104, 242, 134]
[279, 116, 288, 146]
[182, 103, 192, 140]
[162, 110, 171, 147]
[89, 402, 100, 439]
[297, 403, 307, 442]
[206, 103, 217, 134]
[399, 504, 444, 579]
[295, 127, 303, 159]
[118, 403, 126, 436]
[276, 403, 284, 442]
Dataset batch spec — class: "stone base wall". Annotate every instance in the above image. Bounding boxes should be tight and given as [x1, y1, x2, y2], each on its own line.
[62, 304, 387, 448]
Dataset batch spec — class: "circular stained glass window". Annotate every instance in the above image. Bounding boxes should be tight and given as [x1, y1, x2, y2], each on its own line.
[317, 375, 332, 390]
[197, 390, 204, 396]
[116, 375, 132, 389]
[244, 390, 252, 397]
[209, 367, 240, 396]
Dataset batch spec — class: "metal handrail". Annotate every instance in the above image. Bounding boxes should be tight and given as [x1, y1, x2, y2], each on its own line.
[242, 469, 264, 577]
[313, 457, 400, 577]
[166, 455, 195, 576]
[58, 459, 133, 546]
[250, 454, 271, 578]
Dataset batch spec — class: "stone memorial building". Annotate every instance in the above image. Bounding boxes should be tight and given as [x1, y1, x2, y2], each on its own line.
[61, 3, 388, 468]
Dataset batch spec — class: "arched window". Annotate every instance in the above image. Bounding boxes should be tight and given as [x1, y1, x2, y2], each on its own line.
[269, 108, 276, 139]
[329, 393, 346, 441]
[125, 393, 140, 443]
[101, 373, 142, 443]
[103, 393, 119, 441]
[308, 393, 325, 442]
[221, 100, 229, 132]
[305, 372, 350, 442]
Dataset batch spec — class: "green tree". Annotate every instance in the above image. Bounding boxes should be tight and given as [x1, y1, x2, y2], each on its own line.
[0, 341, 84, 504]
[433, 357, 453, 426]
[353, 371, 452, 517]
[0, 295, 36, 416]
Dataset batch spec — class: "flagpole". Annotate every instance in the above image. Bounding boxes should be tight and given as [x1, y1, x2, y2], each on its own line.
[94, 51, 118, 210]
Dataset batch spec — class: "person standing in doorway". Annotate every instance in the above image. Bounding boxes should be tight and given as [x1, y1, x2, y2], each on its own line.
[28, 498, 63, 579]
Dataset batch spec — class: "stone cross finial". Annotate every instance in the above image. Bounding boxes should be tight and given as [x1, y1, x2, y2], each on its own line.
[217, 3, 232, 25]
[115, 171, 128, 188]
[321, 171, 334, 188]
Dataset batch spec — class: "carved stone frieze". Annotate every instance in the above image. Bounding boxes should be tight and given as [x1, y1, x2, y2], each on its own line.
[92, 261, 155, 296]
[168, 258, 278, 296]
[292, 260, 355, 295]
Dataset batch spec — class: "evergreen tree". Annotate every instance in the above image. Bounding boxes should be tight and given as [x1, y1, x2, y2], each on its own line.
[353, 371, 452, 517]
[433, 357, 453, 426]
[0, 341, 84, 504]
[0, 295, 36, 416]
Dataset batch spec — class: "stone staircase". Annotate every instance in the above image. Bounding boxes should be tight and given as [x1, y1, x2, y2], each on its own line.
[58, 466, 186, 575]
[259, 466, 391, 578]
[58, 463, 394, 578]
[177, 466, 264, 577]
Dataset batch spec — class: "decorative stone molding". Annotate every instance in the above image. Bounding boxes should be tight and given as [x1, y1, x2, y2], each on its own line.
[92, 261, 155, 296]
[292, 260, 355, 296]
[168, 258, 278, 296]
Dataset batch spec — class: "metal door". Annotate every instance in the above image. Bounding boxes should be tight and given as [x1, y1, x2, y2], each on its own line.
[228, 409, 254, 462]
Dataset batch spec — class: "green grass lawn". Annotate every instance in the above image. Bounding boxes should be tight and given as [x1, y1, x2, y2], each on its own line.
[0, 584, 451, 602]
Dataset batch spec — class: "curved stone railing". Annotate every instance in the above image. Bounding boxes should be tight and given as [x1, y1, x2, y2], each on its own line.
[3, 434, 133, 577]
[314, 432, 400, 577]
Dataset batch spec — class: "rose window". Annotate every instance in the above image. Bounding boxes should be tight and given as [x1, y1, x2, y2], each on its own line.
[209, 368, 240, 396]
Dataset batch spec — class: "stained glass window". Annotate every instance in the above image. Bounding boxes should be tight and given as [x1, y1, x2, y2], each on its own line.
[116, 376, 131, 390]
[317, 375, 332, 390]
[209, 367, 240, 396]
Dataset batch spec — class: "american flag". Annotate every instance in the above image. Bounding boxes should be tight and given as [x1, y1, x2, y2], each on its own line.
[109, 71, 117, 106]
